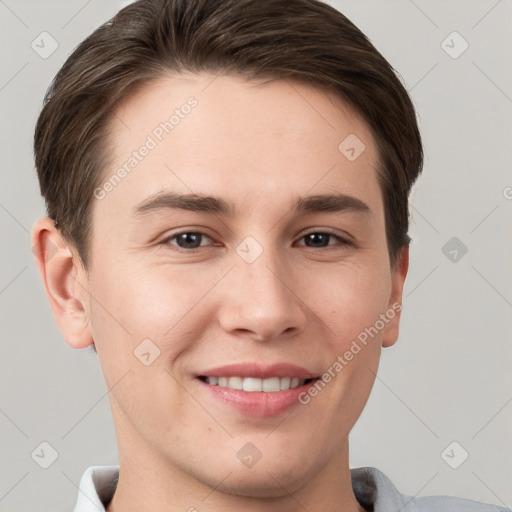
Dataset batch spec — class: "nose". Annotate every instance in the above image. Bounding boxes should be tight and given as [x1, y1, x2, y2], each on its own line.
[217, 247, 307, 342]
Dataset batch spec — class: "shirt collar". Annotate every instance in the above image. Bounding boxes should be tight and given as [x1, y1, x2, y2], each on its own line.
[73, 466, 118, 512]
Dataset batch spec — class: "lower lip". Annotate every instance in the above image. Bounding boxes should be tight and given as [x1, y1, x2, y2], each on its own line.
[197, 378, 317, 417]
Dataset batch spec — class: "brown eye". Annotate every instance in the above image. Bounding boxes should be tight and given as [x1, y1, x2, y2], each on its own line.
[165, 232, 212, 250]
[299, 232, 347, 248]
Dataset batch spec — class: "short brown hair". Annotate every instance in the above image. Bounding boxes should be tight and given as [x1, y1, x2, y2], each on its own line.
[34, 0, 423, 268]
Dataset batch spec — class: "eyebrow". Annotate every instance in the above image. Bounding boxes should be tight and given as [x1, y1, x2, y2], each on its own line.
[133, 191, 372, 218]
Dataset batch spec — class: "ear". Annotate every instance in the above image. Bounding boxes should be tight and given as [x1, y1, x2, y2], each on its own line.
[31, 217, 93, 349]
[381, 245, 409, 348]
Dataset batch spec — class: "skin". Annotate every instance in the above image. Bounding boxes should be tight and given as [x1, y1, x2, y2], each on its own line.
[32, 73, 408, 512]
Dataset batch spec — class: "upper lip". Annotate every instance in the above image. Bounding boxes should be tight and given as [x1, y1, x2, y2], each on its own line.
[196, 362, 319, 380]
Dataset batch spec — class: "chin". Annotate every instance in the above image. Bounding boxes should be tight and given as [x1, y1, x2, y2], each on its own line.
[215, 469, 307, 499]
[199, 453, 316, 499]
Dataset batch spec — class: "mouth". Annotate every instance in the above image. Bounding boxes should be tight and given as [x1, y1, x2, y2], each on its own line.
[197, 375, 317, 392]
[194, 362, 321, 417]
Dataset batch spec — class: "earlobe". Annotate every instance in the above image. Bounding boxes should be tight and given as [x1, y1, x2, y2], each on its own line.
[381, 245, 409, 348]
[31, 217, 93, 349]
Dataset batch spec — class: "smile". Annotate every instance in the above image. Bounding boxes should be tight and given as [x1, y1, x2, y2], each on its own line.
[195, 362, 320, 416]
[199, 376, 315, 392]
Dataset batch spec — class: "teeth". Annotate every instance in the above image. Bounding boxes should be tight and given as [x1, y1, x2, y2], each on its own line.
[280, 377, 291, 390]
[228, 376, 243, 390]
[262, 377, 280, 392]
[205, 376, 307, 392]
[243, 377, 262, 392]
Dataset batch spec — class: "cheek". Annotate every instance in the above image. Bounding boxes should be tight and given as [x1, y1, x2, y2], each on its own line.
[312, 260, 392, 344]
[312, 259, 391, 418]
[87, 254, 226, 358]
[303, 269, 386, 435]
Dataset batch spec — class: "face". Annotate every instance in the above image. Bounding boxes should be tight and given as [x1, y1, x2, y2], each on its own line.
[69, 73, 406, 495]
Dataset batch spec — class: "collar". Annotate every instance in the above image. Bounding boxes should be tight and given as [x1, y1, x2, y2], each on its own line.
[73, 465, 118, 512]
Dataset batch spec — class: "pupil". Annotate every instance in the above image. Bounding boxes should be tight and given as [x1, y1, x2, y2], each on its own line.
[178, 233, 201, 248]
[307, 233, 329, 248]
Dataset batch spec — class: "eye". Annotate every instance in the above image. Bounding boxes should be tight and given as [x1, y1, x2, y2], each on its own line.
[297, 232, 349, 249]
[164, 231, 213, 250]
[160, 230, 350, 252]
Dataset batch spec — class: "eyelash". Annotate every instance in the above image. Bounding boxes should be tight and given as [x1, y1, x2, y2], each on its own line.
[160, 230, 352, 253]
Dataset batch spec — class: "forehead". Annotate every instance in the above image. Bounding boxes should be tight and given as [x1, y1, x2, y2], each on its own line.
[97, 72, 381, 220]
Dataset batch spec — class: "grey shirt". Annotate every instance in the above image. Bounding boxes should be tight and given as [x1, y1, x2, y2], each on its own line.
[73, 465, 510, 511]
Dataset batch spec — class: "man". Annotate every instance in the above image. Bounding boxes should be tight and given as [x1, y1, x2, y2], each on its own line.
[31, 0, 509, 510]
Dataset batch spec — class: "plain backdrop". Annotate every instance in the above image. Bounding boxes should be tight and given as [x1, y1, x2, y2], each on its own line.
[1, 1, 511, 510]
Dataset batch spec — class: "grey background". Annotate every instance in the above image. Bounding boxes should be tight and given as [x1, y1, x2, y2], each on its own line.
[1, 0, 511, 510]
